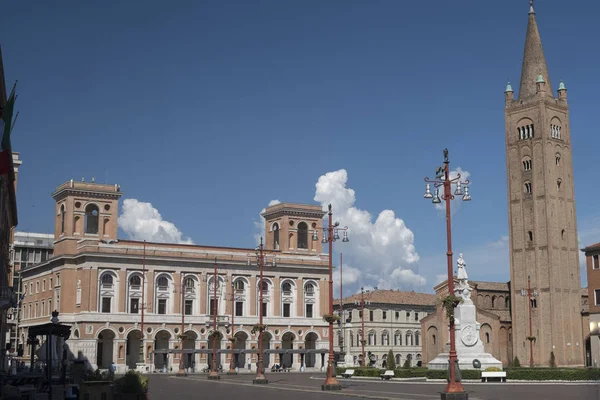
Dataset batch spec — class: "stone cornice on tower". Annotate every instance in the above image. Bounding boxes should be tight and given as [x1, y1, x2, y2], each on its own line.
[52, 180, 122, 202]
[261, 202, 326, 220]
[518, 4, 554, 99]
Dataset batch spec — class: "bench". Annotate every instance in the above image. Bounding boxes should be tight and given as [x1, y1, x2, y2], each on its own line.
[481, 371, 507, 382]
[380, 370, 394, 380]
[342, 369, 355, 378]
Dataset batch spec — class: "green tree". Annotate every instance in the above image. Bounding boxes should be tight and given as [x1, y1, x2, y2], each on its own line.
[386, 350, 396, 370]
[403, 354, 412, 369]
[512, 356, 521, 367]
[550, 351, 556, 368]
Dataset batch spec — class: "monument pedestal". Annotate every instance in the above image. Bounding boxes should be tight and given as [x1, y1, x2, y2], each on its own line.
[428, 254, 502, 372]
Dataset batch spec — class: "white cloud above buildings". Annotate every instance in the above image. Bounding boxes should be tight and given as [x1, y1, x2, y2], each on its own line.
[313, 169, 425, 293]
[119, 198, 194, 244]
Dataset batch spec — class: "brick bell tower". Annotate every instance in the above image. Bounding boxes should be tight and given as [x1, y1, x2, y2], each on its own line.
[51, 178, 122, 256]
[504, 3, 583, 366]
[261, 203, 326, 253]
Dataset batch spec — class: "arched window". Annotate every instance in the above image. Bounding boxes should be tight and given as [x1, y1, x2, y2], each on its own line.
[261, 280, 269, 292]
[491, 296, 496, 308]
[349, 331, 354, 347]
[405, 331, 413, 346]
[531, 298, 537, 308]
[234, 280, 245, 291]
[60, 205, 66, 234]
[273, 223, 280, 250]
[297, 222, 308, 249]
[561, 229, 565, 240]
[524, 181, 532, 194]
[556, 153, 561, 166]
[282, 282, 292, 295]
[432, 334, 436, 345]
[101, 274, 113, 288]
[185, 277, 195, 293]
[557, 179, 562, 191]
[84, 204, 99, 234]
[518, 123, 534, 140]
[157, 276, 168, 290]
[505, 297, 510, 309]
[368, 330, 376, 346]
[415, 331, 420, 346]
[304, 282, 315, 295]
[528, 231, 533, 242]
[485, 332, 490, 344]
[129, 275, 141, 288]
[522, 158, 532, 171]
[381, 331, 389, 346]
[394, 330, 402, 346]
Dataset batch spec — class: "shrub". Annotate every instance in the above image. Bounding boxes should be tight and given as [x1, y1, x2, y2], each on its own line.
[550, 352, 556, 368]
[505, 368, 600, 381]
[512, 356, 521, 367]
[387, 350, 396, 370]
[335, 367, 429, 378]
[114, 371, 148, 394]
[426, 369, 481, 380]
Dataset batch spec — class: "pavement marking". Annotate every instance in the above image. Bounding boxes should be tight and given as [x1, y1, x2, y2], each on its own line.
[169, 375, 440, 399]
[322, 377, 600, 386]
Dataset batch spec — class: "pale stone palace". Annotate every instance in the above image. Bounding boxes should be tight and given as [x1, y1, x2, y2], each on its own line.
[17, 179, 342, 373]
[334, 289, 436, 368]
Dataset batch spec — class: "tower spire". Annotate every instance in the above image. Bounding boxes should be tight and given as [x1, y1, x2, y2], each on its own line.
[518, 1, 553, 99]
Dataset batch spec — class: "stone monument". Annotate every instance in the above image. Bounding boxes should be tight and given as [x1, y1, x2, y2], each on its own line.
[427, 253, 503, 370]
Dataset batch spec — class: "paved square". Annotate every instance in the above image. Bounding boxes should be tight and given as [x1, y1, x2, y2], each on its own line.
[148, 373, 600, 400]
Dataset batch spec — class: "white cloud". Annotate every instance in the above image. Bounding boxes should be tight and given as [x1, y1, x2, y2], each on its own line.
[119, 198, 193, 244]
[433, 167, 471, 214]
[314, 169, 425, 292]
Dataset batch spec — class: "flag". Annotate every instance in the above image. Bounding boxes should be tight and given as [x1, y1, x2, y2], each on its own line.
[1, 82, 16, 151]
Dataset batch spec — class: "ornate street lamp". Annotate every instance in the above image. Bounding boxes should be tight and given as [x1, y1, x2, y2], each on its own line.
[313, 204, 349, 391]
[520, 275, 538, 368]
[248, 237, 276, 385]
[208, 258, 221, 380]
[423, 148, 471, 400]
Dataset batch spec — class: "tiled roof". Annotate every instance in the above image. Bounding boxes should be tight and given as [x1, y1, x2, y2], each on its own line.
[337, 289, 437, 307]
[581, 242, 600, 252]
[472, 281, 510, 292]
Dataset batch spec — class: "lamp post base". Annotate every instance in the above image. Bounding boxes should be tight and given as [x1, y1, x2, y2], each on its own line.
[226, 370, 238, 375]
[440, 392, 468, 400]
[321, 384, 342, 391]
[253, 374, 268, 385]
[176, 369, 187, 377]
[208, 371, 220, 380]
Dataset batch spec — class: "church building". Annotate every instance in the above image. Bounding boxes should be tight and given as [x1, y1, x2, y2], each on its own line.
[422, 3, 589, 367]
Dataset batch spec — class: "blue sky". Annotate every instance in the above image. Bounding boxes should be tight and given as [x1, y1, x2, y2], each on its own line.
[2, 1, 600, 295]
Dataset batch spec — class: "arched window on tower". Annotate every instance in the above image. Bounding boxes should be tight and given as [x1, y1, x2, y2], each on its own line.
[557, 179, 562, 191]
[518, 123, 534, 140]
[522, 157, 532, 171]
[84, 204, 99, 234]
[555, 153, 561, 166]
[524, 181, 532, 194]
[273, 223, 280, 250]
[297, 222, 308, 249]
[528, 231, 533, 242]
[491, 296, 496, 308]
[60, 205, 66, 234]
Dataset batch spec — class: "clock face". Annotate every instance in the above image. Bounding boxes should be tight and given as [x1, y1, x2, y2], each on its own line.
[461, 325, 478, 347]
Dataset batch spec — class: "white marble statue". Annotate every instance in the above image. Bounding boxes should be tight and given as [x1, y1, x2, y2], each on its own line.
[455, 253, 472, 302]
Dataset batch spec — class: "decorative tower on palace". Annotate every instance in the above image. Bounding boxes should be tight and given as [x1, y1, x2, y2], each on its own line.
[504, 3, 583, 366]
